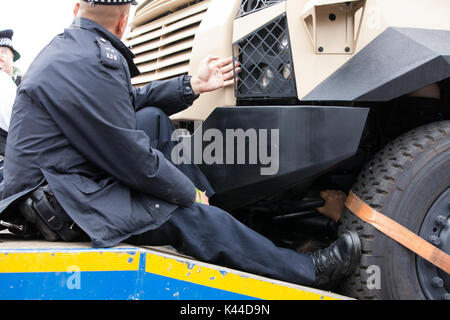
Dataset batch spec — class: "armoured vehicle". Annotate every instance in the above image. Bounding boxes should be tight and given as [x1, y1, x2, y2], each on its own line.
[125, 0, 450, 300]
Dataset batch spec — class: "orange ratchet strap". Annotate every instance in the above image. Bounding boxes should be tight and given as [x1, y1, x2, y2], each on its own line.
[345, 191, 450, 274]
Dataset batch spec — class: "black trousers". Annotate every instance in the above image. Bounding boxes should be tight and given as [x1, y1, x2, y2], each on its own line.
[131, 107, 316, 286]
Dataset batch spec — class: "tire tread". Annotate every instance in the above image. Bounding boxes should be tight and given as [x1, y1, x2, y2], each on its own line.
[338, 121, 450, 299]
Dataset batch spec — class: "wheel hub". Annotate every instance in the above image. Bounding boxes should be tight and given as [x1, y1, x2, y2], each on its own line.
[417, 188, 450, 300]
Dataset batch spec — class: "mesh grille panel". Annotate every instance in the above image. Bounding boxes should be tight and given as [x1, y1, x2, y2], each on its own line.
[233, 14, 297, 99]
[237, 0, 285, 18]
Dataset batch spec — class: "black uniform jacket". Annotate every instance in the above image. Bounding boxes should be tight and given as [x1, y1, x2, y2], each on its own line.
[0, 18, 198, 248]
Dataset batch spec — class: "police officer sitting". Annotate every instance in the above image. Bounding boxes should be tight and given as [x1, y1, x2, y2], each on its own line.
[0, 0, 361, 290]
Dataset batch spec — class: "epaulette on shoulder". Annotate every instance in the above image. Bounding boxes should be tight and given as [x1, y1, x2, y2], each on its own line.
[95, 36, 120, 69]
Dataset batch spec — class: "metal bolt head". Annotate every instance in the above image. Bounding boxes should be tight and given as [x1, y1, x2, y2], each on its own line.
[432, 277, 444, 288]
[436, 215, 448, 227]
[429, 235, 441, 246]
[318, 46, 324, 53]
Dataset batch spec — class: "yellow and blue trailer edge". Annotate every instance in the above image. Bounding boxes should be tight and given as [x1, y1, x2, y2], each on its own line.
[0, 240, 351, 300]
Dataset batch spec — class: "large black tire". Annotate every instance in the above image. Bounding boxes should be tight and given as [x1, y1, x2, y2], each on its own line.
[338, 121, 450, 300]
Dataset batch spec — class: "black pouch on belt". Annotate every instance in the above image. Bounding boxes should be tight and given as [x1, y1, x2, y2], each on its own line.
[18, 185, 84, 242]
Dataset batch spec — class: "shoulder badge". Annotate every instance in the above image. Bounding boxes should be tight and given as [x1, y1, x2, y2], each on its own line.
[96, 36, 120, 69]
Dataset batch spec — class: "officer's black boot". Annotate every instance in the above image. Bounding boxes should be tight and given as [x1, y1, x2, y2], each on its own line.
[310, 231, 361, 289]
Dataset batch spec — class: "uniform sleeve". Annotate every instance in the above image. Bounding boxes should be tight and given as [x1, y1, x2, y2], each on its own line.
[132, 75, 199, 115]
[35, 59, 196, 208]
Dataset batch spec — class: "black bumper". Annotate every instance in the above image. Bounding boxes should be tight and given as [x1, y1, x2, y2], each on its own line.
[196, 106, 369, 211]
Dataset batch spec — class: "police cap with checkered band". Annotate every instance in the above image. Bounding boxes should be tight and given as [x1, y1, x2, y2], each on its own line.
[0, 29, 20, 62]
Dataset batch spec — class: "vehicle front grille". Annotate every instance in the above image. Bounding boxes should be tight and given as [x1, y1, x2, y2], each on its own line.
[233, 13, 297, 99]
[125, 0, 211, 86]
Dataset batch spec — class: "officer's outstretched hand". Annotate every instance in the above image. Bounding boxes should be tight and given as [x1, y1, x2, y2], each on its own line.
[190, 55, 240, 95]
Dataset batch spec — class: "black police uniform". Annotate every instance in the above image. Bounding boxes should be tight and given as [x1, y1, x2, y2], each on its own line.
[0, 7, 315, 285]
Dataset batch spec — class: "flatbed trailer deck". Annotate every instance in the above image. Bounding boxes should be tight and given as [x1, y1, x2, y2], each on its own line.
[0, 232, 350, 300]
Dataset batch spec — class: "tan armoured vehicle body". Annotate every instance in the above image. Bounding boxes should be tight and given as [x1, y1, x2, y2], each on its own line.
[126, 0, 450, 300]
